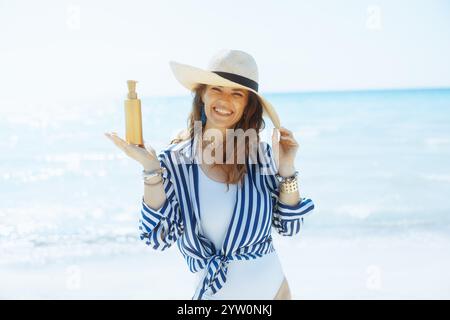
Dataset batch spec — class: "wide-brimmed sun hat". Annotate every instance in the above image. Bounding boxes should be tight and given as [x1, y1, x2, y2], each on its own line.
[169, 49, 281, 128]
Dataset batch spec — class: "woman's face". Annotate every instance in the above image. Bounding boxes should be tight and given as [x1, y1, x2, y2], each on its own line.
[201, 85, 249, 129]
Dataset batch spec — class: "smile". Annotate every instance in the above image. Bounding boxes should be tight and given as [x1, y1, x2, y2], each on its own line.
[213, 106, 234, 116]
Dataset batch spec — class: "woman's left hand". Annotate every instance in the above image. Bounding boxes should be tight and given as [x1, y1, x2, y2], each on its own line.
[272, 127, 299, 177]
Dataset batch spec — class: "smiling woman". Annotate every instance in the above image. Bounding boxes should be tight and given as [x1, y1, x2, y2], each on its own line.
[106, 49, 316, 300]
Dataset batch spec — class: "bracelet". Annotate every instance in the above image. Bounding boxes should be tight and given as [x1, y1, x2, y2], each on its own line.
[275, 170, 299, 183]
[276, 171, 299, 194]
[280, 177, 298, 193]
[144, 178, 163, 186]
[142, 167, 166, 185]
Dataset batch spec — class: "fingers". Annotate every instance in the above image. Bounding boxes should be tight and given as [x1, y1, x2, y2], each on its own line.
[276, 127, 299, 147]
[105, 132, 130, 153]
[144, 142, 157, 158]
[107, 132, 126, 143]
[280, 136, 298, 147]
[279, 126, 293, 136]
[274, 127, 294, 139]
[105, 132, 157, 165]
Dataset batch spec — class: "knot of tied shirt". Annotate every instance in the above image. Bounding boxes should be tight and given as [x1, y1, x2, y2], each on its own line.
[201, 253, 231, 294]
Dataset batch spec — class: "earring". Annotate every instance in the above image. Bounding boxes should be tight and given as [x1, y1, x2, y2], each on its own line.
[200, 104, 207, 126]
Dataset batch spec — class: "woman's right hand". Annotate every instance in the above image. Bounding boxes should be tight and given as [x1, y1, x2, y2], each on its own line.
[104, 132, 160, 170]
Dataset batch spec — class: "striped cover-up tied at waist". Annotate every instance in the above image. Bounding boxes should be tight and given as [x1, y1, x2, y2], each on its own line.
[138, 135, 316, 299]
[192, 233, 275, 300]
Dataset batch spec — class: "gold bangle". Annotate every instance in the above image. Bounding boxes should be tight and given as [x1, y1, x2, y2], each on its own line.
[280, 177, 299, 193]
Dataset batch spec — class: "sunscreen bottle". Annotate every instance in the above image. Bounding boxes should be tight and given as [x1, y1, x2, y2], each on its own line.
[124, 80, 144, 147]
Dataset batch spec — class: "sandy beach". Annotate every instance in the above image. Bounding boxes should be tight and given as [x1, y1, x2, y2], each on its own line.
[2, 227, 449, 299]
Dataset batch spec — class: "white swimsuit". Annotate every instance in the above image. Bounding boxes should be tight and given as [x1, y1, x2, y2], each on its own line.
[194, 166, 285, 299]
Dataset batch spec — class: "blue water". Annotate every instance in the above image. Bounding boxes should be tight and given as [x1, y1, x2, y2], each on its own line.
[1, 88, 450, 265]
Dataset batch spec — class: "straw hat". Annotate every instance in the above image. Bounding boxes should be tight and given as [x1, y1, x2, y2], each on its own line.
[169, 49, 281, 128]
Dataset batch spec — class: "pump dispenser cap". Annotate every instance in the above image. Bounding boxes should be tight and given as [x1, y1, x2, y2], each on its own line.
[127, 80, 138, 99]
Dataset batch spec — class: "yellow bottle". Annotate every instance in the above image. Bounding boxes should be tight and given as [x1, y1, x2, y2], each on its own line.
[124, 80, 144, 147]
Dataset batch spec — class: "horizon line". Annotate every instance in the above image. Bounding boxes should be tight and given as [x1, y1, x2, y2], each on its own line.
[139, 85, 450, 100]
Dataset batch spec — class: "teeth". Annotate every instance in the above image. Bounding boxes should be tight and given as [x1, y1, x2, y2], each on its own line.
[214, 107, 232, 115]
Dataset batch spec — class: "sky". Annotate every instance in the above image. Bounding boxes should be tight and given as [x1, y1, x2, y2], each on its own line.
[0, 0, 449, 103]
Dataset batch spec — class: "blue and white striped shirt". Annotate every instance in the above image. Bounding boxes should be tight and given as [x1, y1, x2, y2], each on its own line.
[138, 135, 315, 300]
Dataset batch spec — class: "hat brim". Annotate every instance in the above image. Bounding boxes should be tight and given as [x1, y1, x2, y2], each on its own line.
[169, 61, 280, 128]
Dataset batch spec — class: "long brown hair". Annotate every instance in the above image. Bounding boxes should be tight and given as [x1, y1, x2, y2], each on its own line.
[169, 83, 266, 190]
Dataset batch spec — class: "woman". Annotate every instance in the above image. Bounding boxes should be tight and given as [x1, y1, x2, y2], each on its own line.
[105, 49, 315, 300]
